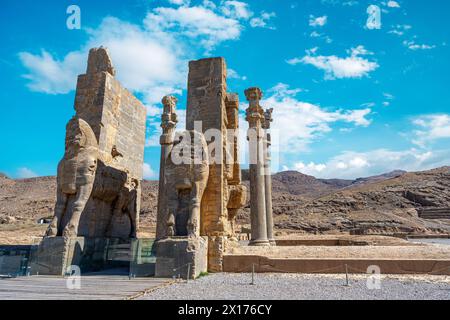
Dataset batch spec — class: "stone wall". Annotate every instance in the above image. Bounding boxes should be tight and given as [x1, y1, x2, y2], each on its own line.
[74, 64, 146, 180]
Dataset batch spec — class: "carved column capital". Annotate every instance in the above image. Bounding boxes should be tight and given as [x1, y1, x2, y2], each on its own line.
[245, 87, 264, 129]
[160, 95, 178, 145]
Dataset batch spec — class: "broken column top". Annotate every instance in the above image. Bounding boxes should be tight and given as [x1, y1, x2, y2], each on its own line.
[262, 108, 274, 130]
[86, 47, 116, 76]
[226, 93, 239, 107]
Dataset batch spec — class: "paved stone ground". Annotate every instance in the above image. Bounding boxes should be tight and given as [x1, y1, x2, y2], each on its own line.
[0, 275, 171, 300]
[1, 273, 449, 300]
[140, 273, 450, 300]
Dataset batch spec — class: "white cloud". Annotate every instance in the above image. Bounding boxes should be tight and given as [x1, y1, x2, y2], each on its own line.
[349, 156, 369, 168]
[168, 0, 191, 6]
[288, 148, 450, 179]
[258, 83, 372, 153]
[388, 24, 411, 36]
[18, 50, 84, 94]
[294, 162, 327, 173]
[309, 31, 333, 43]
[146, 5, 243, 52]
[227, 68, 247, 80]
[309, 15, 327, 27]
[19, 3, 249, 99]
[17, 167, 38, 179]
[20, 3, 270, 154]
[383, 93, 394, 100]
[19, 17, 186, 101]
[201, 0, 217, 10]
[403, 40, 436, 51]
[321, 0, 359, 6]
[221, 1, 253, 20]
[250, 11, 276, 29]
[412, 114, 450, 147]
[290, 46, 379, 80]
[143, 163, 157, 179]
[387, 1, 400, 8]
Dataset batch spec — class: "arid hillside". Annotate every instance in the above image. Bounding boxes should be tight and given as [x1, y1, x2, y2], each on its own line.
[1, 167, 450, 244]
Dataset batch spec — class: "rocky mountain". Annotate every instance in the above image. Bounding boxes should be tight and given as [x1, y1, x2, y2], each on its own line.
[1, 167, 450, 242]
[271, 171, 340, 197]
[267, 167, 450, 235]
[349, 170, 407, 187]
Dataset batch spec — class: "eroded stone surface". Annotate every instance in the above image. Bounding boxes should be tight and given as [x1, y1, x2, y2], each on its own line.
[46, 47, 146, 239]
[156, 57, 248, 273]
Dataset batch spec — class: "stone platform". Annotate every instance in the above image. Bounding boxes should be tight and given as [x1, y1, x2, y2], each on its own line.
[223, 242, 450, 275]
[0, 275, 171, 300]
[31, 237, 132, 276]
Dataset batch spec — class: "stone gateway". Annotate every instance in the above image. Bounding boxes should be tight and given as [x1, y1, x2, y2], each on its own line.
[46, 47, 146, 239]
[155, 57, 274, 278]
[37, 50, 274, 278]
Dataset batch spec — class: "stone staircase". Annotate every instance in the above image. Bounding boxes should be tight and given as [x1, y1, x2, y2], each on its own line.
[418, 208, 450, 219]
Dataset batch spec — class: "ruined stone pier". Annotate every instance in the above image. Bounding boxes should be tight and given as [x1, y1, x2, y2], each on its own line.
[36, 47, 146, 275]
[155, 57, 248, 277]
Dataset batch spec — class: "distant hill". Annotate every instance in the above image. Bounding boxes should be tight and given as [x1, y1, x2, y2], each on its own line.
[272, 171, 340, 197]
[1, 167, 450, 243]
[269, 167, 450, 235]
[350, 170, 407, 187]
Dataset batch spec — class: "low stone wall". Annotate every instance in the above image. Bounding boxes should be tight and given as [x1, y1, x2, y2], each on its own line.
[223, 255, 450, 275]
[275, 239, 370, 246]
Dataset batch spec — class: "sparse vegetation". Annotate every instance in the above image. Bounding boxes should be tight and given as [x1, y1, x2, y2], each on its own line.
[196, 271, 209, 279]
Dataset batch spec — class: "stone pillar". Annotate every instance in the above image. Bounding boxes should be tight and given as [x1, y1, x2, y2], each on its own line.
[262, 108, 276, 246]
[245, 88, 269, 246]
[156, 96, 178, 240]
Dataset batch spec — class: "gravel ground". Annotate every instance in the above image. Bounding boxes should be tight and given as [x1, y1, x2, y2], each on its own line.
[139, 273, 450, 300]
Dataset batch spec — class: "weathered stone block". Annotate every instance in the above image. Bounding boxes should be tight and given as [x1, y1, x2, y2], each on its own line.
[30, 236, 83, 275]
[155, 237, 208, 279]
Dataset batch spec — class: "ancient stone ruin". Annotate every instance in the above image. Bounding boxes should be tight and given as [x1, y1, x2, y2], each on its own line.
[34, 47, 146, 275]
[35, 50, 274, 278]
[46, 47, 146, 239]
[155, 57, 275, 278]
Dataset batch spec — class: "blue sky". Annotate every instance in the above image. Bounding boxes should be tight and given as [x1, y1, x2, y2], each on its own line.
[1, 0, 449, 180]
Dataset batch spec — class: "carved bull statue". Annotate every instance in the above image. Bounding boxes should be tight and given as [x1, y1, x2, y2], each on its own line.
[46, 117, 98, 237]
[164, 130, 209, 238]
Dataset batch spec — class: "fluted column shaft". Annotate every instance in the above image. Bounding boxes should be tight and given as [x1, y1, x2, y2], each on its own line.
[262, 108, 275, 245]
[245, 88, 269, 246]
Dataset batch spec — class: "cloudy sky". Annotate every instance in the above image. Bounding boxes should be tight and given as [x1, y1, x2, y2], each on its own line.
[1, 0, 449, 180]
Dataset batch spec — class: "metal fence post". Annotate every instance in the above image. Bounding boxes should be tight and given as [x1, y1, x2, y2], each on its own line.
[251, 263, 255, 285]
[345, 264, 350, 286]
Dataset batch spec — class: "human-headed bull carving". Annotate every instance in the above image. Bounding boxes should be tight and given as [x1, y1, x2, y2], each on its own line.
[164, 130, 209, 238]
[46, 117, 98, 237]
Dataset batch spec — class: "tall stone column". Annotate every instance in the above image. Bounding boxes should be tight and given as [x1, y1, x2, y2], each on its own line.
[262, 108, 276, 246]
[156, 96, 178, 240]
[245, 88, 269, 246]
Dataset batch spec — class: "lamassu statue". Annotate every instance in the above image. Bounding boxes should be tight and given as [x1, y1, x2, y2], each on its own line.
[46, 117, 98, 237]
[164, 130, 209, 238]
